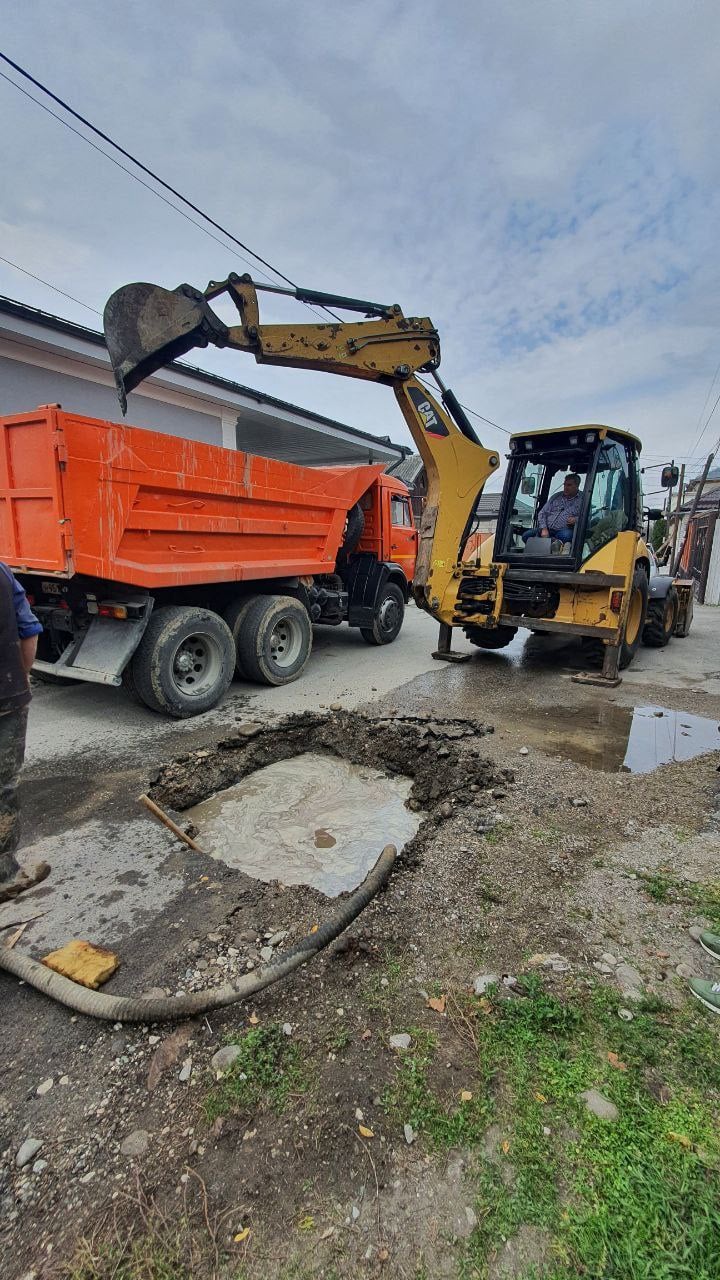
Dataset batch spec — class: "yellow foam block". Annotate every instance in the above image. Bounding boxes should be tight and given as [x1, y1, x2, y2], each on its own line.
[42, 940, 119, 989]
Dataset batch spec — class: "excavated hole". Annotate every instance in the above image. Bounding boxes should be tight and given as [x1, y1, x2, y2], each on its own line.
[149, 710, 510, 896]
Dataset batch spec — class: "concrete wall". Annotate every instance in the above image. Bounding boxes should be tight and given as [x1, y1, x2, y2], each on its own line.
[0, 355, 224, 444]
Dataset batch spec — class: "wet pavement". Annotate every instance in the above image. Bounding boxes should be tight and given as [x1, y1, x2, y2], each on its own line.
[185, 752, 421, 896]
[517, 703, 720, 773]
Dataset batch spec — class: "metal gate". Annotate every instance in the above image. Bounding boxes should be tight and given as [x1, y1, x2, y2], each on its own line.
[683, 511, 718, 602]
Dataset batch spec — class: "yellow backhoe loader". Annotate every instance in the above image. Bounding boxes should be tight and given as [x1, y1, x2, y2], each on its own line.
[103, 274, 693, 684]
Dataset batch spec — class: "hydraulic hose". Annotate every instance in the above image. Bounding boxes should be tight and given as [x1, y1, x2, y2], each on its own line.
[0, 845, 396, 1022]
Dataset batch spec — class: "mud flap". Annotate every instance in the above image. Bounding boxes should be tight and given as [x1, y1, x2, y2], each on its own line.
[33, 610, 152, 686]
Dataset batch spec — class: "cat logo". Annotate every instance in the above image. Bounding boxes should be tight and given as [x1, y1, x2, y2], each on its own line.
[407, 385, 449, 438]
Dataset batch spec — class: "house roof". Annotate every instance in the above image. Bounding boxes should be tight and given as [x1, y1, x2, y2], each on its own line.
[386, 453, 425, 487]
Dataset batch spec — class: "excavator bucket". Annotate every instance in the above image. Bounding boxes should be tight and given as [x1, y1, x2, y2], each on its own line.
[103, 283, 229, 413]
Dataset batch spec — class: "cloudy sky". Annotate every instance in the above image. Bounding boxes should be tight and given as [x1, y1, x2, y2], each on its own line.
[2, 1, 719, 491]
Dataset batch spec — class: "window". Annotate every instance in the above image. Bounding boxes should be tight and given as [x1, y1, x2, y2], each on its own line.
[391, 495, 412, 527]
[583, 442, 630, 559]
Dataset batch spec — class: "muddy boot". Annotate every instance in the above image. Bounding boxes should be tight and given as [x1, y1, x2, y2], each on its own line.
[0, 859, 51, 904]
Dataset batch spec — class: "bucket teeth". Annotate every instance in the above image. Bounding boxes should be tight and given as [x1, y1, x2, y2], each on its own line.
[103, 283, 229, 412]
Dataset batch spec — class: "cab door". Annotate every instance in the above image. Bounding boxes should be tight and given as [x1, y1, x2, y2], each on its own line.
[387, 489, 418, 582]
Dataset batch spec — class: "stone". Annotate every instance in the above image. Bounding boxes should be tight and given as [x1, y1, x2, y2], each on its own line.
[593, 962, 614, 975]
[32, 1159, 48, 1175]
[16, 1139, 43, 1169]
[439, 801, 453, 818]
[36, 1078, 53, 1096]
[617, 1008, 634, 1021]
[178, 1057, 192, 1083]
[260, 946, 274, 963]
[571, 797, 588, 808]
[519, 747, 529, 756]
[403, 1123, 416, 1145]
[211, 1046, 242, 1075]
[473, 973, 499, 995]
[615, 962, 644, 1001]
[600, 952, 618, 967]
[675, 962, 693, 978]
[282, 1023, 293, 1037]
[195, 959, 209, 972]
[579, 1089, 618, 1121]
[330, 703, 343, 712]
[389, 1033, 411, 1052]
[268, 931, 288, 947]
[689, 925, 703, 941]
[120, 1129, 150, 1157]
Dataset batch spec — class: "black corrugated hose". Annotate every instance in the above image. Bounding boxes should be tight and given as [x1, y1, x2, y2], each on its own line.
[0, 846, 396, 1022]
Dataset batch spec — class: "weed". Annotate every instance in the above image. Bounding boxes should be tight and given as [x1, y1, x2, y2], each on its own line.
[204, 1024, 309, 1122]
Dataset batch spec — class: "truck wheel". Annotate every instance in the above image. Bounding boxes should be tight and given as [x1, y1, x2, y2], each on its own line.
[642, 587, 678, 648]
[619, 567, 649, 669]
[360, 583, 405, 645]
[131, 606, 234, 717]
[223, 596, 258, 678]
[236, 595, 312, 685]
[463, 623, 518, 650]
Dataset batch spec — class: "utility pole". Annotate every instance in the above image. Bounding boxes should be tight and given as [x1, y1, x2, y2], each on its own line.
[669, 463, 685, 569]
[672, 450, 716, 576]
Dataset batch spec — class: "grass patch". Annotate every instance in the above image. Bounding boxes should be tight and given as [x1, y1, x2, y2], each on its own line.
[360, 951, 406, 1013]
[637, 871, 720, 931]
[204, 1023, 309, 1122]
[382, 1028, 491, 1147]
[456, 980, 720, 1280]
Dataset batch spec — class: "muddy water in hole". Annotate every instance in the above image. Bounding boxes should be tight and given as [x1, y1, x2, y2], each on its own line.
[519, 703, 720, 773]
[185, 752, 421, 895]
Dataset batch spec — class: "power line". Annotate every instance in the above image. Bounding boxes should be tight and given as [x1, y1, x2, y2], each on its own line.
[0, 51, 299, 289]
[0, 53, 339, 322]
[0, 254, 100, 314]
[0, 50, 508, 434]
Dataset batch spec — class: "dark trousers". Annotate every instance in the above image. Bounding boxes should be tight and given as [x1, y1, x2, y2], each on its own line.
[0, 707, 28, 882]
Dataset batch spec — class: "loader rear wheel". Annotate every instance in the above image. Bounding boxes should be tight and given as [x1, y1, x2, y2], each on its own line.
[236, 595, 312, 685]
[361, 583, 405, 645]
[223, 596, 258, 678]
[463, 623, 518, 650]
[131, 606, 235, 717]
[642, 587, 678, 648]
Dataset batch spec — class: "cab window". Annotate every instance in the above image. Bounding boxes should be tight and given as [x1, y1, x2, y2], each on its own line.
[583, 442, 630, 559]
[391, 495, 412, 527]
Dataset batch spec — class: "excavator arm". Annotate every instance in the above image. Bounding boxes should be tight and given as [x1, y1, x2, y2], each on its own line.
[103, 273, 501, 629]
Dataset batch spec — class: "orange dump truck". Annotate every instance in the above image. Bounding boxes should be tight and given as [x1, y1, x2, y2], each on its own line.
[0, 406, 417, 716]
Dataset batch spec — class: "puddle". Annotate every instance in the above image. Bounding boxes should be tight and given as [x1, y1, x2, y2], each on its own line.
[185, 752, 422, 895]
[520, 704, 720, 773]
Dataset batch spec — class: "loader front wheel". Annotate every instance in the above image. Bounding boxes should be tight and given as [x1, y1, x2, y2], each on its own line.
[131, 606, 235, 717]
[619, 568, 649, 668]
[463, 623, 518, 650]
[236, 595, 312, 685]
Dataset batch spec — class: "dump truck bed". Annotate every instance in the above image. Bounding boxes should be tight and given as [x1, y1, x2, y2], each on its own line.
[0, 406, 386, 588]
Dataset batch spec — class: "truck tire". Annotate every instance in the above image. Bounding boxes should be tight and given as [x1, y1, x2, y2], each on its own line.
[236, 595, 312, 685]
[463, 623, 517, 650]
[130, 606, 235, 717]
[642, 587, 678, 648]
[223, 596, 258, 678]
[360, 583, 405, 645]
[619, 567, 649, 668]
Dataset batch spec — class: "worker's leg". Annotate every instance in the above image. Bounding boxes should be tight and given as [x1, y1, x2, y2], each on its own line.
[0, 707, 28, 884]
[0, 707, 49, 901]
[522, 528, 541, 543]
[554, 527, 574, 544]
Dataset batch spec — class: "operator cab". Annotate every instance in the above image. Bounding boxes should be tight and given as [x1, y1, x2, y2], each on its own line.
[493, 426, 643, 572]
